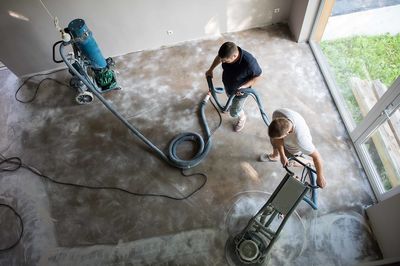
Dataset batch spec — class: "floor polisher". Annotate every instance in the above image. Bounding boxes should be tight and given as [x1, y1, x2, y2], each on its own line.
[53, 18, 120, 104]
[225, 156, 319, 265]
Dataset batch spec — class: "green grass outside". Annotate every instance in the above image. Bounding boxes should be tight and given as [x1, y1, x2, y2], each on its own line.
[321, 33, 400, 123]
[320, 34, 400, 190]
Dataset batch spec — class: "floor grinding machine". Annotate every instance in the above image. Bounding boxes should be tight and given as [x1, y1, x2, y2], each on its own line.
[52, 18, 319, 265]
[53, 18, 271, 169]
[53, 18, 120, 104]
[53, 18, 219, 169]
[225, 156, 319, 265]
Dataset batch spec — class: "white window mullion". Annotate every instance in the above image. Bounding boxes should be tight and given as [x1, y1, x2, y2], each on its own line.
[351, 77, 400, 144]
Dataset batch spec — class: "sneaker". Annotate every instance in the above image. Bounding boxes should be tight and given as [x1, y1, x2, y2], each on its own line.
[233, 114, 246, 132]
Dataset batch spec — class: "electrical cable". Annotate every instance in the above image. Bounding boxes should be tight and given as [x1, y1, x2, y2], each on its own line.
[0, 97, 222, 200]
[0, 149, 204, 251]
[4, 36, 226, 250]
[0, 203, 24, 252]
[14, 69, 68, 103]
[0, 99, 222, 199]
[38, 0, 55, 20]
[0, 154, 207, 201]
[0, 157, 24, 252]
[0, 93, 222, 251]
[59, 42, 220, 169]
[37, 0, 63, 33]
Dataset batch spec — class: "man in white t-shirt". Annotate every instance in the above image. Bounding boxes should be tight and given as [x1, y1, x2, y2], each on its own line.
[264, 108, 326, 188]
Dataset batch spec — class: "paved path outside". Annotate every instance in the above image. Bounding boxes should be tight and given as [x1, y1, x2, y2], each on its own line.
[323, 4, 400, 40]
[332, 0, 400, 16]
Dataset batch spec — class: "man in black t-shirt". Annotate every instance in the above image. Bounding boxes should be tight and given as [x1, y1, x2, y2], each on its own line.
[205, 42, 262, 132]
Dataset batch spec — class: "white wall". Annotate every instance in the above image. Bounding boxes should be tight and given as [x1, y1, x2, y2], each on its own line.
[0, 0, 293, 77]
[288, 0, 320, 42]
[366, 193, 400, 259]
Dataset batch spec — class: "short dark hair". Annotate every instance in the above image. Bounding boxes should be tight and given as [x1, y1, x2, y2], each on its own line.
[268, 118, 291, 138]
[218, 42, 238, 59]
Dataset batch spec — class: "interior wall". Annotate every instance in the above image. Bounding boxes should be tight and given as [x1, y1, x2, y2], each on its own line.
[288, 0, 320, 42]
[0, 0, 292, 77]
[366, 193, 400, 259]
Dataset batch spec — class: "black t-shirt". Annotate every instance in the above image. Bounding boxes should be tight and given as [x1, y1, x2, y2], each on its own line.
[221, 47, 262, 95]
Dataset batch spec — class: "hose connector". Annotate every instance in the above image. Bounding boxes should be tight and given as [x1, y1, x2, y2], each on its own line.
[203, 93, 211, 103]
[61, 30, 71, 42]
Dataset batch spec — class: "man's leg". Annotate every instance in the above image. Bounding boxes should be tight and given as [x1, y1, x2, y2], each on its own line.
[230, 95, 248, 132]
[268, 138, 283, 160]
[260, 138, 284, 162]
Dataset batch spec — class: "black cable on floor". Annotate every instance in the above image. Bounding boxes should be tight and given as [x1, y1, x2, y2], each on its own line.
[4, 71, 223, 250]
[0, 203, 24, 252]
[0, 107, 216, 249]
[3, 93, 221, 200]
[15, 69, 69, 103]
[4, 156, 209, 200]
[0, 152, 208, 252]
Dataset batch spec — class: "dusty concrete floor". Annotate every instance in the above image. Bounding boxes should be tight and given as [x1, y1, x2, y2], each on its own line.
[0, 24, 381, 265]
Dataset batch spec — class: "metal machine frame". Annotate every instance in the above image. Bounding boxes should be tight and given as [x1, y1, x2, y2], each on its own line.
[226, 157, 319, 265]
[52, 19, 119, 104]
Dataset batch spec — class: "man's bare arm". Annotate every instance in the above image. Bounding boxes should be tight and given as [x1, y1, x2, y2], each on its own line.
[205, 55, 222, 78]
[309, 150, 326, 188]
[239, 75, 261, 89]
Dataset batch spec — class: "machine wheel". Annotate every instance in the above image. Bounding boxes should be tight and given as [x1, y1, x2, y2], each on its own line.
[69, 76, 84, 89]
[75, 91, 94, 104]
[238, 239, 260, 262]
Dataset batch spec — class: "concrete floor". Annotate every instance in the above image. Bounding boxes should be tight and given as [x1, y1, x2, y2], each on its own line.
[0, 24, 381, 265]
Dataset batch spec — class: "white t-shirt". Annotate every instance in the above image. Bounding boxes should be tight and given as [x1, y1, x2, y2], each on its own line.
[272, 108, 315, 155]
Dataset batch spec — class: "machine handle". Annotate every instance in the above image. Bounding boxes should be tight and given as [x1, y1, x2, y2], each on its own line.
[289, 156, 317, 174]
[284, 165, 294, 175]
[206, 76, 214, 92]
[286, 156, 320, 189]
[52, 41, 64, 63]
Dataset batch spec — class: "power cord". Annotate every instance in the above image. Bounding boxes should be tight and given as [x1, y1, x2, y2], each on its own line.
[1, 98, 222, 200]
[14, 69, 69, 103]
[0, 203, 24, 252]
[0, 154, 208, 200]
[0, 152, 207, 253]
[0, 94, 222, 251]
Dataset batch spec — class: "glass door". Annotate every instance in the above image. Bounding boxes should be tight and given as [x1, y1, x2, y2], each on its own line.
[352, 78, 400, 200]
[309, 0, 400, 201]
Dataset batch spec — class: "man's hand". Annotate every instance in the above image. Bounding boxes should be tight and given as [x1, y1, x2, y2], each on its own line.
[205, 69, 213, 78]
[280, 155, 289, 167]
[235, 89, 244, 96]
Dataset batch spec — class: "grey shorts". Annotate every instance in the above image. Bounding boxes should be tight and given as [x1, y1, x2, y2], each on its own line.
[229, 95, 248, 117]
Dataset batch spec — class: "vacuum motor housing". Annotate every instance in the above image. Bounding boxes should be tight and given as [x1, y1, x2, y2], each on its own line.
[67, 19, 118, 92]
